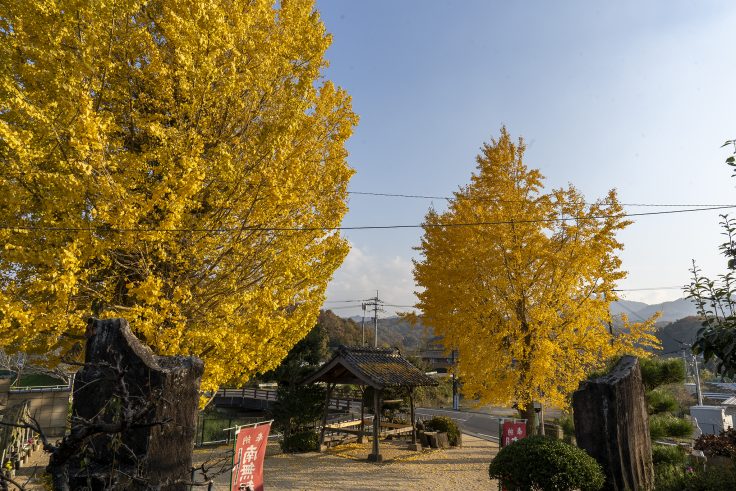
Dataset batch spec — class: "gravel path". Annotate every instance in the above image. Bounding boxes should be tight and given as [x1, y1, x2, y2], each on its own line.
[10, 434, 499, 490]
[195, 434, 499, 490]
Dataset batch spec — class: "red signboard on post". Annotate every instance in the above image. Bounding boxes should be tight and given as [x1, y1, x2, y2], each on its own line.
[501, 420, 526, 447]
[231, 421, 271, 491]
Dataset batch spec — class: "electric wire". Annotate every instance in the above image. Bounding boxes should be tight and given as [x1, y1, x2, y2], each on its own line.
[348, 191, 736, 208]
[1, 204, 734, 234]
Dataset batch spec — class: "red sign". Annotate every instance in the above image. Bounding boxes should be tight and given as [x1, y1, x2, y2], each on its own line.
[501, 421, 526, 447]
[231, 422, 271, 491]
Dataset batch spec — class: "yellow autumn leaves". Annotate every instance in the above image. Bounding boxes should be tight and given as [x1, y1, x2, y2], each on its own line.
[0, 0, 357, 392]
[1, 1, 655, 408]
[413, 128, 659, 410]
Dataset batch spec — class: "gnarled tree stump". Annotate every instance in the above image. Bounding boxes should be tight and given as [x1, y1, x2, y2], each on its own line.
[61, 318, 203, 490]
[572, 355, 654, 491]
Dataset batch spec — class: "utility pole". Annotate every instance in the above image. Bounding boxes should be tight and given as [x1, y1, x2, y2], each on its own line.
[693, 353, 704, 406]
[362, 291, 384, 348]
[361, 303, 366, 346]
[451, 349, 459, 410]
[681, 346, 689, 381]
[374, 290, 379, 348]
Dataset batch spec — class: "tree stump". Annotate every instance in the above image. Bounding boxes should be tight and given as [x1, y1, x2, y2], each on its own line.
[572, 355, 654, 491]
[63, 318, 204, 490]
[424, 431, 449, 449]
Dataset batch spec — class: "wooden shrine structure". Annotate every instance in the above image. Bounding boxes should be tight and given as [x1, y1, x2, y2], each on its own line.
[302, 345, 438, 462]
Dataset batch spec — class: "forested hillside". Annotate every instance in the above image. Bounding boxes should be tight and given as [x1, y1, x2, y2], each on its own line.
[319, 309, 702, 358]
[654, 316, 703, 354]
[319, 310, 436, 353]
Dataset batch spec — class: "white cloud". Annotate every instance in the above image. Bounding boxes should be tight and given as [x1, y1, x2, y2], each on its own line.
[325, 242, 418, 317]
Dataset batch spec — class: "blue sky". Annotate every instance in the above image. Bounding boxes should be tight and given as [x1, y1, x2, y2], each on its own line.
[317, 0, 736, 316]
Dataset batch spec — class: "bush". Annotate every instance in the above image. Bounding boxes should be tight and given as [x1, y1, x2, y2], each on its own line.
[655, 462, 736, 491]
[649, 414, 693, 440]
[488, 436, 604, 491]
[424, 416, 461, 446]
[639, 358, 685, 391]
[272, 383, 325, 434]
[413, 377, 453, 407]
[694, 427, 736, 457]
[646, 388, 679, 415]
[556, 413, 575, 437]
[280, 430, 318, 453]
[652, 444, 687, 466]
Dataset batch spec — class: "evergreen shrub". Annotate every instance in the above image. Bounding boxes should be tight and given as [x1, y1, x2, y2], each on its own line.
[280, 430, 318, 453]
[646, 388, 679, 415]
[488, 435, 604, 491]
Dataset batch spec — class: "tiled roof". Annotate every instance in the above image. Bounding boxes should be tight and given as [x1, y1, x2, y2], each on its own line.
[301, 345, 439, 390]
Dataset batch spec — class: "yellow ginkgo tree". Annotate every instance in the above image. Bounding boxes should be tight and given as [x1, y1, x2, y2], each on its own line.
[0, 0, 357, 392]
[413, 128, 659, 430]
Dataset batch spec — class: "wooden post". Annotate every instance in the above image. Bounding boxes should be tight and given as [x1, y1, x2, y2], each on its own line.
[318, 383, 335, 450]
[368, 388, 383, 462]
[408, 387, 421, 451]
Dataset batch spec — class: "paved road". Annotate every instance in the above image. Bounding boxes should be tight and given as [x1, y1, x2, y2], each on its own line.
[415, 407, 504, 442]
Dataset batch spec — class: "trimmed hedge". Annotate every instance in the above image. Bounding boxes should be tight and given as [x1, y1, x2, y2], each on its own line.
[488, 436, 604, 491]
[424, 416, 461, 446]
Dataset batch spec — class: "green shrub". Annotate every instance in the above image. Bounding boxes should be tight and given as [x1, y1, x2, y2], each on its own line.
[424, 416, 461, 446]
[272, 383, 325, 436]
[650, 414, 693, 440]
[655, 462, 736, 491]
[640, 358, 686, 391]
[413, 377, 453, 407]
[654, 463, 688, 491]
[556, 413, 575, 437]
[280, 430, 318, 453]
[652, 444, 687, 466]
[488, 436, 604, 491]
[646, 388, 679, 415]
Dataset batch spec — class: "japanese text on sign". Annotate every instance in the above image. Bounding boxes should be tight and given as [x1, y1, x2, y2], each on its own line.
[500, 421, 526, 447]
[232, 422, 271, 491]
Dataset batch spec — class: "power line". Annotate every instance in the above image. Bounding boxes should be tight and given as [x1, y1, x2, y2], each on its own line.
[613, 286, 684, 292]
[1, 204, 734, 234]
[325, 305, 364, 310]
[613, 300, 649, 323]
[348, 191, 736, 208]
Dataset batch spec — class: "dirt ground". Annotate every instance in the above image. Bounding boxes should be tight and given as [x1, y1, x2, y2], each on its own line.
[11, 434, 499, 490]
[195, 434, 499, 490]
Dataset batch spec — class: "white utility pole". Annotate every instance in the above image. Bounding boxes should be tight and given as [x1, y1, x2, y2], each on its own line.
[693, 354, 704, 406]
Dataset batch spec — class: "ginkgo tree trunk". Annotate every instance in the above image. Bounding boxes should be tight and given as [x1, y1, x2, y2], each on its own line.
[0, 0, 357, 393]
[413, 128, 659, 434]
